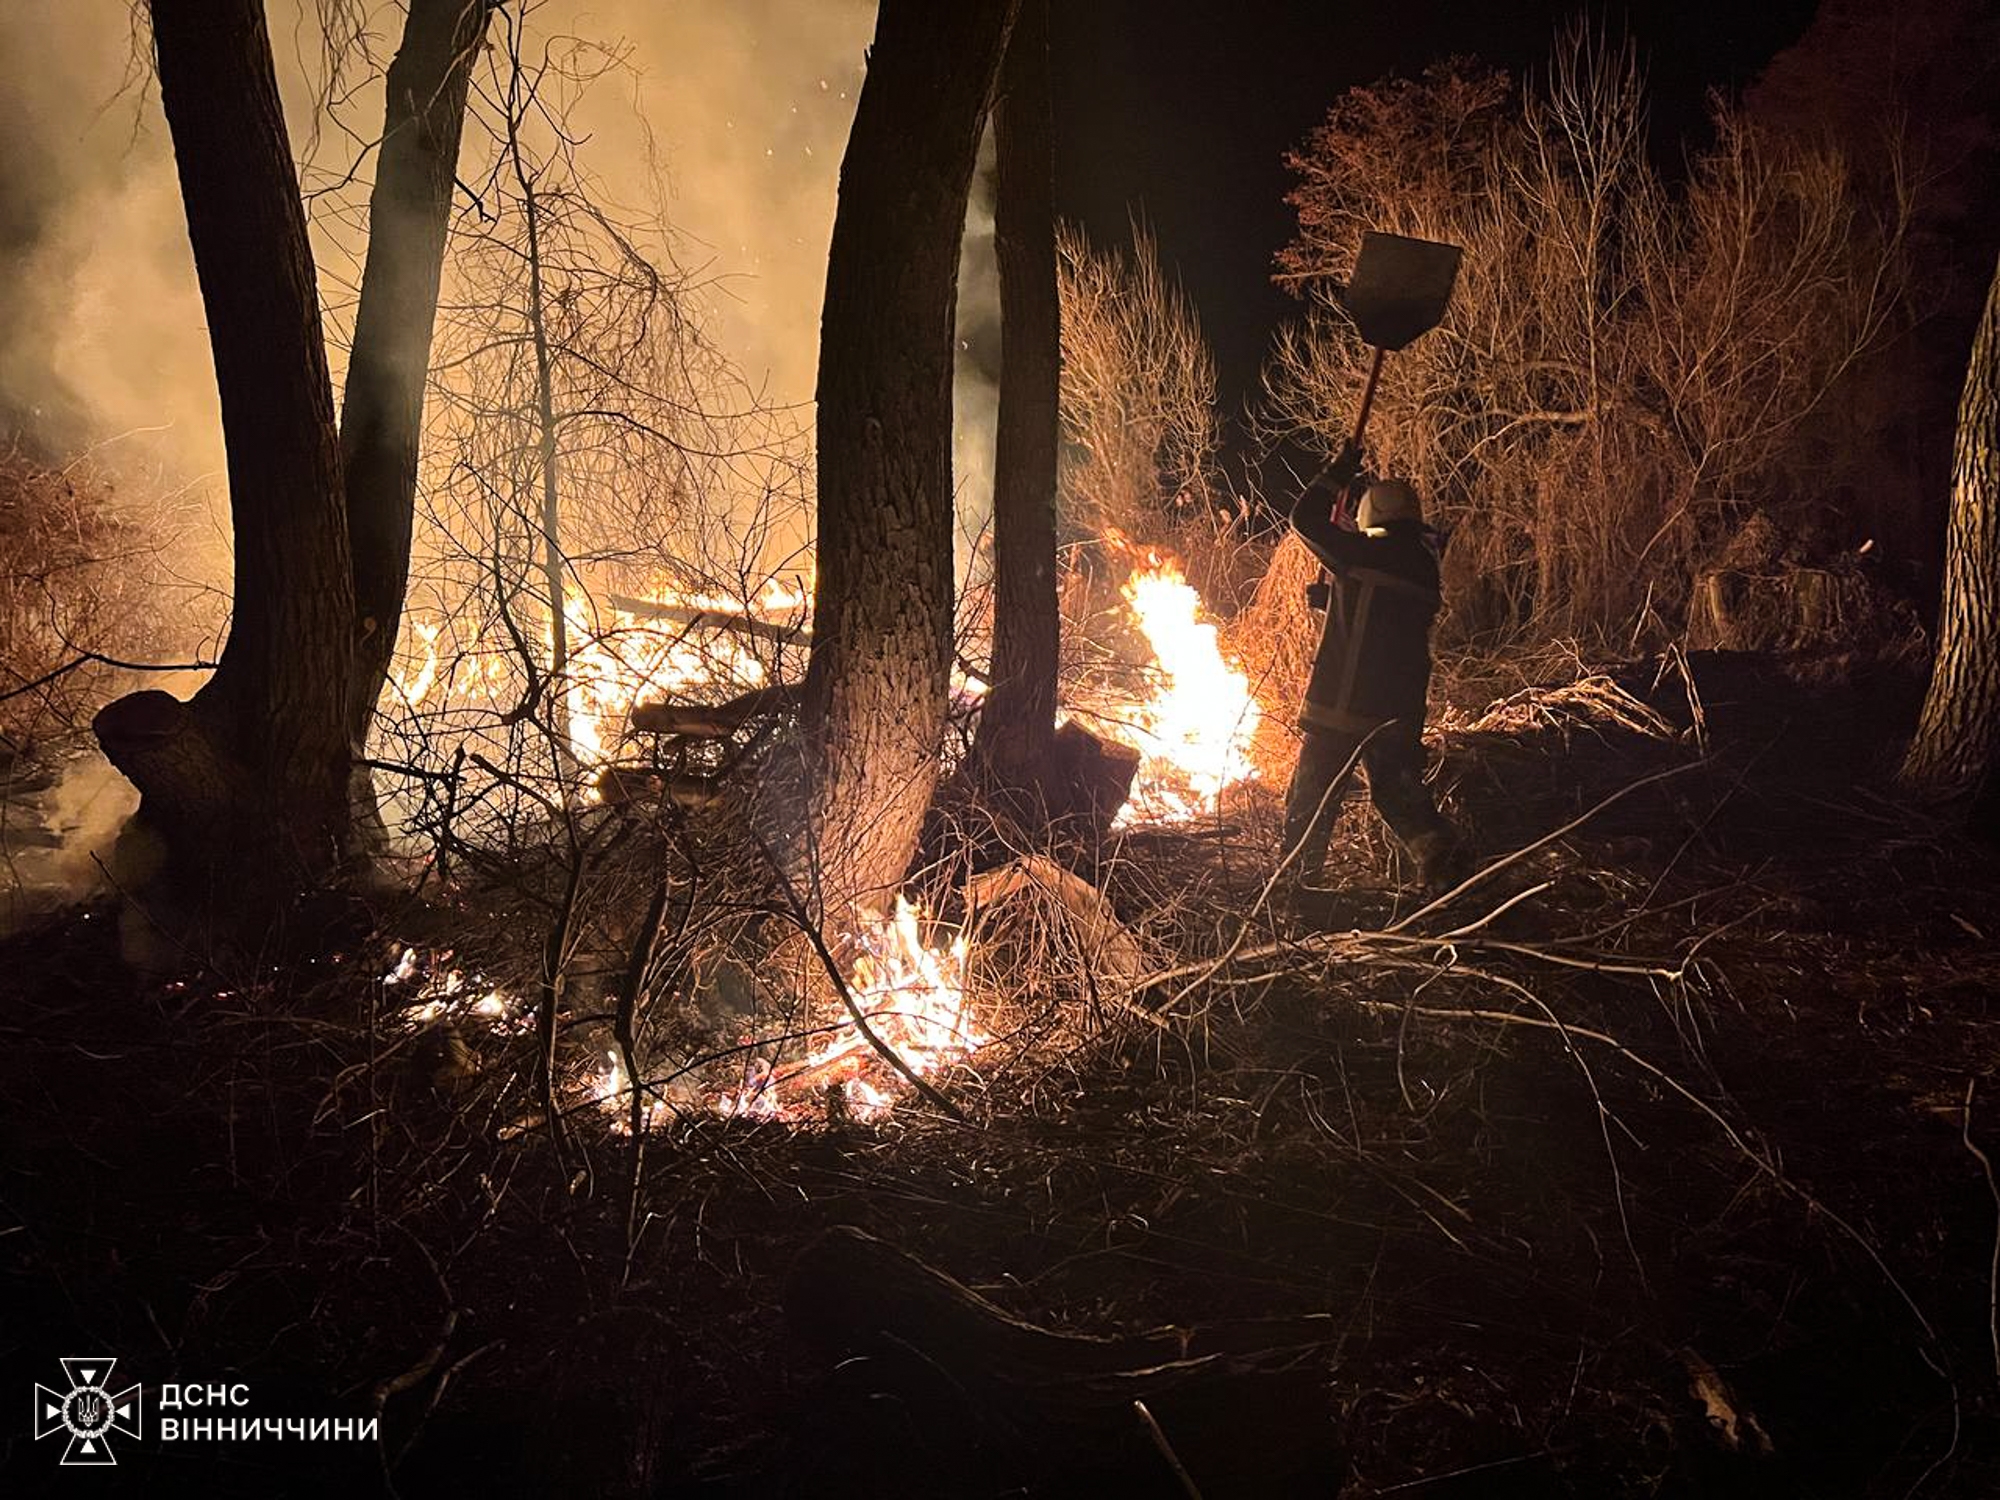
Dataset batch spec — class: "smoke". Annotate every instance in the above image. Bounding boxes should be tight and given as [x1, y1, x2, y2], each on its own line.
[0, 0, 1022, 565]
[0, 6, 221, 483]
[549, 0, 873, 417]
[0, 0, 877, 475]
[0, 0, 1019, 913]
[954, 125, 1003, 585]
[0, 669, 208, 938]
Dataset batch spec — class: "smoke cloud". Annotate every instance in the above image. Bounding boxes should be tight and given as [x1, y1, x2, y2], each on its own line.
[0, 5, 220, 483]
[0, 1, 1025, 919]
[0, 0, 879, 480]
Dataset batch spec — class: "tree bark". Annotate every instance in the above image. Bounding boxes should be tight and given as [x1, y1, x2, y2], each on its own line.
[519, 174, 578, 778]
[1902, 249, 2000, 797]
[791, 0, 1020, 915]
[96, 0, 353, 879]
[972, 0, 1062, 781]
[343, 0, 495, 840]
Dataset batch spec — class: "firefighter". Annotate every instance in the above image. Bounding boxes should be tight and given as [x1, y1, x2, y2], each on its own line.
[1282, 443, 1465, 892]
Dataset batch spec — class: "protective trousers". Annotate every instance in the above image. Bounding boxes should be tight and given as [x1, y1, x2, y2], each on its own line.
[1281, 720, 1455, 884]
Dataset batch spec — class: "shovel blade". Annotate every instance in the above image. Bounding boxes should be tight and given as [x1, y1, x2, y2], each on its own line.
[1344, 231, 1463, 351]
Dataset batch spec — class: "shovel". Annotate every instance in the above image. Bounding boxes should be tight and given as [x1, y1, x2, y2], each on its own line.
[1339, 229, 1464, 448]
[1300, 230, 1462, 604]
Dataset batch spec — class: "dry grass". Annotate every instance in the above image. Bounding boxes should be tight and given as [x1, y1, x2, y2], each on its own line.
[1056, 222, 1223, 549]
[0, 446, 197, 746]
[1228, 531, 1321, 782]
[1264, 26, 1912, 647]
[9, 641, 2000, 1494]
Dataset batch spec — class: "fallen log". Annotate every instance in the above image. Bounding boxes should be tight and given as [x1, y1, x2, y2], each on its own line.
[605, 593, 809, 645]
[628, 682, 801, 738]
[966, 852, 1149, 993]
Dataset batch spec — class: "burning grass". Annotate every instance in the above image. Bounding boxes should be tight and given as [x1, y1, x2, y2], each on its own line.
[360, 525, 1275, 1130]
[11, 642, 2000, 1496]
[1064, 538, 1264, 826]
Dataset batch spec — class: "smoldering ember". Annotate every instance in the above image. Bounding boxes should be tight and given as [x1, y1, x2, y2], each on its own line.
[4, 0, 2000, 1495]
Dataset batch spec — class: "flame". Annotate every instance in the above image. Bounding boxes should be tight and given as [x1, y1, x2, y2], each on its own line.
[593, 1048, 673, 1132]
[808, 896, 982, 1078]
[560, 593, 776, 776]
[1085, 555, 1261, 823]
[709, 895, 983, 1123]
[390, 623, 442, 708]
[400, 890, 980, 1130]
[383, 543, 1259, 1127]
[385, 947, 531, 1032]
[391, 576, 808, 788]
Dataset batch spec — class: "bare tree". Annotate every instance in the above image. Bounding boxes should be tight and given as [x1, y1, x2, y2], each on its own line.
[1263, 29, 1909, 642]
[94, 0, 357, 887]
[93, 0, 491, 897]
[400, 12, 794, 818]
[1902, 250, 2000, 797]
[343, 0, 496, 847]
[779, 0, 1020, 917]
[971, 0, 1060, 784]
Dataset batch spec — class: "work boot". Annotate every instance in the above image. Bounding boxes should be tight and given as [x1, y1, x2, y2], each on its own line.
[1408, 830, 1471, 895]
[1273, 873, 1339, 928]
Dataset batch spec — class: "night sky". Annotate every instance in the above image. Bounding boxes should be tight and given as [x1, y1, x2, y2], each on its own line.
[1046, 0, 1823, 413]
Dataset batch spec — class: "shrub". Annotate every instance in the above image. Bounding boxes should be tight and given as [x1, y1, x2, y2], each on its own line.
[0, 446, 179, 747]
[1262, 27, 1910, 646]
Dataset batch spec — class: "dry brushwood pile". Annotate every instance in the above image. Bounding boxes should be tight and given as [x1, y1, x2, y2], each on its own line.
[6, 649, 2000, 1499]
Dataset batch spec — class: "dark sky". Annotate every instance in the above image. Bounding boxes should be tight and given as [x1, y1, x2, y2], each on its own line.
[1045, 0, 1823, 412]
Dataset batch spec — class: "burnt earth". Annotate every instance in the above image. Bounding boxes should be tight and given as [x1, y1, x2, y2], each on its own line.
[3, 648, 1999, 1498]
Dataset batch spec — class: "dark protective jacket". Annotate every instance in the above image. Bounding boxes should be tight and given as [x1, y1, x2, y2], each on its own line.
[1290, 484, 1440, 734]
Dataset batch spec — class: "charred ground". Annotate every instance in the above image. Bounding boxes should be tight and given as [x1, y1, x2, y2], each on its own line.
[3, 647, 1999, 1499]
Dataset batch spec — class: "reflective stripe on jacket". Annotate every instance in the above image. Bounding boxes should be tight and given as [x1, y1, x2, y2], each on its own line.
[1290, 485, 1440, 734]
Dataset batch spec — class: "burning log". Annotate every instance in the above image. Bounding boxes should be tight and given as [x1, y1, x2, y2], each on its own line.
[784, 1226, 1344, 1493]
[604, 593, 809, 645]
[627, 682, 801, 738]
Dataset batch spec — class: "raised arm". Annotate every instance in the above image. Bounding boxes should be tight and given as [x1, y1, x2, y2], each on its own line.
[1289, 442, 1368, 572]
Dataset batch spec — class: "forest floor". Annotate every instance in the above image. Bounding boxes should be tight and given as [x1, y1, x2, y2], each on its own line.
[4, 647, 2000, 1499]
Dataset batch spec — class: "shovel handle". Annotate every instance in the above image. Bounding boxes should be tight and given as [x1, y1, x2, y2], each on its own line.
[1351, 345, 1387, 445]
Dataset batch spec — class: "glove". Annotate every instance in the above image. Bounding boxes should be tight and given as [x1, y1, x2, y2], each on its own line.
[1325, 439, 1367, 527]
[1327, 438, 1364, 488]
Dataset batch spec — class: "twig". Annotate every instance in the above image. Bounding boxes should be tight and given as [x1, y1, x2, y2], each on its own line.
[1384, 757, 1709, 935]
[1374, 1451, 1547, 1494]
[1130, 758, 1711, 1003]
[1963, 1079, 2000, 1385]
[1353, 995, 1944, 1352]
[367, 1226, 458, 1499]
[748, 832, 969, 1123]
[783, 900, 970, 1125]
[1133, 1399, 1206, 1500]
[0, 647, 213, 705]
[1148, 730, 1381, 1013]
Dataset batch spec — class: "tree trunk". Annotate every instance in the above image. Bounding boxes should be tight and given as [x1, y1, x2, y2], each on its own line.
[972, 0, 1061, 782]
[1902, 250, 2000, 797]
[96, 0, 353, 882]
[790, 0, 1020, 915]
[343, 0, 495, 846]
[517, 172, 579, 780]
